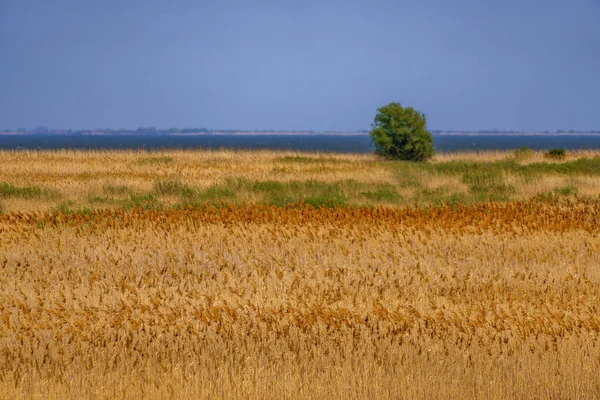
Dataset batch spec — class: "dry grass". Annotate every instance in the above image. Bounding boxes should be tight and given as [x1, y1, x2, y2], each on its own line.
[1, 201, 600, 399]
[1, 150, 600, 399]
[2, 149, 600, 212]
[433, 148, 600, 163]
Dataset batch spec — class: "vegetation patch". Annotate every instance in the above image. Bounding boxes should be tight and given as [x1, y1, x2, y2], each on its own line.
[0, 182, 42, 199]
[88, 195, 123, 205]
[442, 192, 467, 206]
[429, 159, 518, 175]
[184, 179, 240, 204]
[51, 201, 92, 217]
[462, 171, 515, 201]
[0, 182, 59, 200]
[102, 184, 132, 196]
[3, 149, 600, 212]
[251, 179, 348, 207]
[123, 193, 160, 210]
[521, 157, 600, 175]
[415, 186, 451, 203]
[303, 196, 346, 208]
[428, 157, 600, 177]
[361, 185, 403, 203]
[513, 146, 534, 160]
[393, 165, 424, 188]
[553, 185, 578, 196]
[153, 179, 195, 197]
[176, 178, 353, 207]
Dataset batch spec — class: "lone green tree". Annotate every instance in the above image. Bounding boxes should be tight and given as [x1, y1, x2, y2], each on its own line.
[369, 102, 434, 161]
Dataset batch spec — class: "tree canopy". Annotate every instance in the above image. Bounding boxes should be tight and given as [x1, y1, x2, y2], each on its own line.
[369, 103, 434, 162]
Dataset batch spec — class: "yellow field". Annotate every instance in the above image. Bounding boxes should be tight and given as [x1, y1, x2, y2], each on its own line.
[1, 150, 600, 399]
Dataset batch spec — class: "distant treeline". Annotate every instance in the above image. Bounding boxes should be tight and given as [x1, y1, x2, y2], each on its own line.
[1, 127, 600, 135]
[1, 127, 332, 135]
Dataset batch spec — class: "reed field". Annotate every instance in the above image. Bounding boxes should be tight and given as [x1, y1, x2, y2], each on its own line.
[1, 149, 600, 399]
[1, 148, 600, 213]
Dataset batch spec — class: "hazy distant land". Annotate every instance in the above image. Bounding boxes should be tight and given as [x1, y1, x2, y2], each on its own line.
[2, 128, 600, 136]
[4, 130, 600, 153]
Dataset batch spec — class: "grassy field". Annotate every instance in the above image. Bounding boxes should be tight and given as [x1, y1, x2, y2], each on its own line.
[1, 149, 600, 399]
[1, 148, 600, 213]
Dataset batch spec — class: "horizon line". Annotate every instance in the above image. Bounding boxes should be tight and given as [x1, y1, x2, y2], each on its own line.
[2, 128, 600, 134]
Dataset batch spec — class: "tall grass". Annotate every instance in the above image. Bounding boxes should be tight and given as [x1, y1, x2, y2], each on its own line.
[0, 201, 599, 399]
[1, 149, 600, 213]
[0, 182, 43, 199]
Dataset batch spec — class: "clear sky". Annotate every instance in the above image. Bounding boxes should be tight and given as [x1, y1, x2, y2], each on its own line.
[0, 0, 598, 131]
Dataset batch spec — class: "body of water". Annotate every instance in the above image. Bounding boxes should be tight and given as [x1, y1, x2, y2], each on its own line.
[1, 134, 600, 153]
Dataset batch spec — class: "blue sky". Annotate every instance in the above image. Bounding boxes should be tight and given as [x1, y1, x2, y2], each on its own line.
[0, 0, 598, 131]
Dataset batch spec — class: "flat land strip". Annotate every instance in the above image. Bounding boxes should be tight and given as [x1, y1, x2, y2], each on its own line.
[1, 148, 600, 212]
[1, 150, 599, 399]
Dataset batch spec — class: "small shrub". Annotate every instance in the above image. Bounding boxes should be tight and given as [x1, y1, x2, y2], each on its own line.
[545, 148, 566, 160]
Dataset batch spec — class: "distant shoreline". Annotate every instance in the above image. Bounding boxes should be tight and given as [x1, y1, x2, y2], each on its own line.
[3, 132, 600, 152]
[2, 131, 600, 137]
